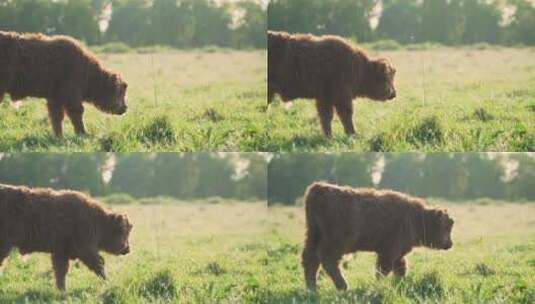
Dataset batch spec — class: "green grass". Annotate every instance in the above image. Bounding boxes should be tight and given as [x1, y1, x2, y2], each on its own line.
[0, 201, 269, 303]
[3, 48, 534, 153]
[1, 48, 533, 152]
[0, 200, 533, 303]
[267, 47, 535, 152]
[261, 203, 535, 304]
[0, 50, 267, 152]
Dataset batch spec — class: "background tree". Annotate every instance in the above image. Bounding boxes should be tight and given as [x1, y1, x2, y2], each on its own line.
[377, 0, 422, 43]
[0, 154, 106, 194]
[505, 0, 535, 45]
[233, 0, 267, 48]
[508, 154, 535, 200]
[106, 0, 150, 46]
[235, 153, 268, 200]
[462, 0, 502, 44]
[268, 153, 535, 205]
[379, 154, 425, 195]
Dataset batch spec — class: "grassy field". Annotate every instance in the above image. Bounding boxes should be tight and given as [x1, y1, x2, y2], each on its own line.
[267, 47, 535, 152]
[0, 201, 270, 303]
[0, 200, 533, 303]
[2, 47, 533, 152]
[262, 202, 535, 303]
[0, 49, 267, 152]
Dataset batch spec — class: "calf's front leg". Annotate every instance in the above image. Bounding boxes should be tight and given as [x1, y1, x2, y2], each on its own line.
[46, 99, 65, 137]
[65, 102, 86, 135]
[51, 253, 70, 291]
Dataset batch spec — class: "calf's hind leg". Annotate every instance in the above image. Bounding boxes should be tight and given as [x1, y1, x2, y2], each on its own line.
[0, 242, 12, 271]
[393, 256, 408, 277]
[376, 253, 395, 278]
[302, 242, 321, 290]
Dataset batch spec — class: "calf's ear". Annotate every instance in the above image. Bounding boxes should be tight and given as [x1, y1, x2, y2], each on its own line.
[436, 209, 453, 226]
[372, 60, 387, 74]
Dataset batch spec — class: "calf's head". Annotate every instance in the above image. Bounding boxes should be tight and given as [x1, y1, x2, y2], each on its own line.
[361, 57, 397, 101]
[424, 209, 454, 250]
[101, 213, 133, 255]
[93, 73, 128, 115]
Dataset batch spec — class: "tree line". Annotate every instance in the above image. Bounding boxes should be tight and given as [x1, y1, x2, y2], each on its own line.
[268, 153, 535, 205]
[268, 0, 535, 46]
[0, 0, 266, 49]
[0, 153, 267, 201]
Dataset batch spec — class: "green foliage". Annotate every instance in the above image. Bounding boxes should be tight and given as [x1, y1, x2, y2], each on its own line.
[104, 0, 265, 49]
[0, 0, 266, 49]
[0, 154, 108, 194]
[139, 270, 177, 300]
[0, 153, 268, 201]
[504, 0, 535, 46]
[100, 193, 137, 205]
[234, 1, 268, 48]
[364, 39, 403, 51]
[268, 0, 377, 42]
[406, 116, 444, 146]
[267, 153, 535, 205]
[92, 42, 133, 54]
[378, 0, 422, 43]
[268, 153, 375, 205]
[135, 116, 176, 147]
[0, 0, 99, 44]
[269, 0, 535, 46]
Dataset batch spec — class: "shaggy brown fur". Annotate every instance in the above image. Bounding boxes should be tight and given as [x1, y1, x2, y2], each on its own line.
[302, 182, 454, 291]
[268, 31, 397, 136]
[0, 31, 128, 136]
[0, 184, 132, 290]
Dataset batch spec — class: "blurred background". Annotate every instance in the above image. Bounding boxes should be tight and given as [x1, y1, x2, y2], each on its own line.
[0, 0, 267, 49]
[268, 153, 535, 205]
[0, 153, 267, 202]
[268, 0, 535, 46]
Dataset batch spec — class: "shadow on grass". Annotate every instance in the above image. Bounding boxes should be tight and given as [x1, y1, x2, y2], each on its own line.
[98, 116, 177, 152]
[249, 271, 446, 304]
[138, 270, 177, 301]
[369, 116, 444, 152]
[249, 285, 387, 304]
[263, 134, 339, 152]
[2, 286, 95, 304]
[397, 271, 444, 302]
[102, 270, 177, 304]
[0, 133, 88, 151]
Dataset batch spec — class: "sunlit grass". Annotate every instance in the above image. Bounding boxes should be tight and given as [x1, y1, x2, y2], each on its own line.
[268, 47, 535, 152]
[260, 202, 535, 303]
[1, 199, 533, 303]
[0, 50, 267, 152]
[0, 200, 269, 303]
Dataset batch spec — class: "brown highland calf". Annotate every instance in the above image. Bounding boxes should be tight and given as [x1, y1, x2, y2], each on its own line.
[302, 182, 454, 290]
[268, 31, 397, 136]
[0, 31, 128, 136]
[0, 184, 132, 290]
